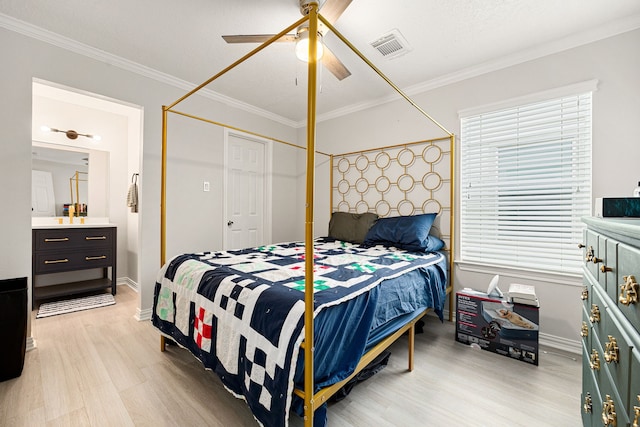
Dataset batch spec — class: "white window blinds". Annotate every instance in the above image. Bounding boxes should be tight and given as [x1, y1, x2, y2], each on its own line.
[460, 92, 592, 275]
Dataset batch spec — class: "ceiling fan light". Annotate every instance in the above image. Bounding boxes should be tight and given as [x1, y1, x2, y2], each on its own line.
[295, 32, 324, 62]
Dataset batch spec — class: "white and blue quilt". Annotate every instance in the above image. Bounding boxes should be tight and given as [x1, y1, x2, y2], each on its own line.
[152, 238, 446, 427]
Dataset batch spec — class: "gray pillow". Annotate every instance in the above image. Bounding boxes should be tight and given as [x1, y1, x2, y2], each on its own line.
[328, 212, 379, 244]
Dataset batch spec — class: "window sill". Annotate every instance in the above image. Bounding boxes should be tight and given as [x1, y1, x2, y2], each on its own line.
[454, 260, 583, 287]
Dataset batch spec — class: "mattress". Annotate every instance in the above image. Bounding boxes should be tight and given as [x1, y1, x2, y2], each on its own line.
[152, 237, 447, 427]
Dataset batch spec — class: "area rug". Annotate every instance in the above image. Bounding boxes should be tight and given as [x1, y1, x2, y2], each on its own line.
[36, 293, 116, 318]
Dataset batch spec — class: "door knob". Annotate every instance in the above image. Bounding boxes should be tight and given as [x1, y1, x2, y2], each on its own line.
[227, 220, 234, 227]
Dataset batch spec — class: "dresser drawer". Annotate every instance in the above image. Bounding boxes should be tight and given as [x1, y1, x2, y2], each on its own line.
[617, 242, 640, 335]
[584, 229, 600, 283]
[582, 278, 592, 311]
[34, 227, 114, 251]
[582, 304, 592, 350]
[595, 357, 630, 427]
[629, 350, 640, 427]
[601, 309, 633, 412]
[603, 238, 618, 301]
[34, 248, 113, 274]
[589, 286, 608, 343]
[582, 341, 603, 427]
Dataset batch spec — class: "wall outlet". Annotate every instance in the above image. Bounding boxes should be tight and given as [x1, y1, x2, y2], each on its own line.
[203, 181, 210, 192]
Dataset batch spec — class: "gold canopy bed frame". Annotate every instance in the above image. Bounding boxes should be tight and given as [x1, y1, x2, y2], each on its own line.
[159, 3, 454, 425]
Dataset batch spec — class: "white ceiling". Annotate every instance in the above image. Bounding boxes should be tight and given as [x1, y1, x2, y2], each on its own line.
[2, 0, 640, 125]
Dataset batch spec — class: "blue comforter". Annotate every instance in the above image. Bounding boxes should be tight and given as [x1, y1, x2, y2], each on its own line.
[152, 238, 446, 427]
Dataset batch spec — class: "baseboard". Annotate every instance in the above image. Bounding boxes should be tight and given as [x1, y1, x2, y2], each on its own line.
[117, 277, 138, 292]
[539, 332, 581, 355]
[136, 307, 152, 322]
[26, 336, 37, 352]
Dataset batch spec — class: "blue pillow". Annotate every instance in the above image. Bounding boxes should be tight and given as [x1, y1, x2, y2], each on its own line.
[363, 213, 442, 252]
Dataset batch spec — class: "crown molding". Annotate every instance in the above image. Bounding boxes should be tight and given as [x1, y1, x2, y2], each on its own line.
[3, 12, 639, 130]
[0, 13, 298, 128]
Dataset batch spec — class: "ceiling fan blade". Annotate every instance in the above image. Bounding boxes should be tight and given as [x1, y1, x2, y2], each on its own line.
[322, 46, 351, 81]
[222, 34, 297, 43]
[320, 0, 352, 24]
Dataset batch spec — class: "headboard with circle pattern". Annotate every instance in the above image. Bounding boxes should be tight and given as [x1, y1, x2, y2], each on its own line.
[331, 136, 452, 250]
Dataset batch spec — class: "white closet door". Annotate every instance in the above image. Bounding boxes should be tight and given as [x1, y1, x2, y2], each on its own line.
[225, 134, 266, 250]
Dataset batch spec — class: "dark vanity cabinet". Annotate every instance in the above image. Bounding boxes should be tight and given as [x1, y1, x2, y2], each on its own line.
[32, 226, 116, 308]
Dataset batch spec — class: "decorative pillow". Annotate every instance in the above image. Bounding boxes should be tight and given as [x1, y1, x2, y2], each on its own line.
[363, 213, 440, 252]
[328, 212, 379, 244]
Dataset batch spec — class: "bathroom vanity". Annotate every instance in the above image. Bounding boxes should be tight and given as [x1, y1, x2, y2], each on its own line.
[32, 222, 116, 308]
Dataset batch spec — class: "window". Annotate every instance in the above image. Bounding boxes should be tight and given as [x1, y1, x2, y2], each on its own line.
[460, 91, 592, 275]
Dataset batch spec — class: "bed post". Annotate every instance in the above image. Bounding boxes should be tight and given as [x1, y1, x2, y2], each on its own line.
[303, 3, 320, 426]
[160, 106, 169, 351]
[448, 133, 455, 321]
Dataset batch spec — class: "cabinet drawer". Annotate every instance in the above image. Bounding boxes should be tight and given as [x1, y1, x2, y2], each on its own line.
[34, 248, 113, 274]
[582, 341, 602, 427]
[629, 350, 640, 427]
[585, 229, 600, 284]
[582, 278, 592, 312]
[34, 227, 114, 251]
[603, 239, 618, 301]
[597, 235, 608, 290]
[581, 304, 591, 350]
[589, 328, 609, 388]
[601, 310, 633, 412]
[590, 286, 608, 343]
[596, 366, 630, 427]
[617, 242, 640, 335]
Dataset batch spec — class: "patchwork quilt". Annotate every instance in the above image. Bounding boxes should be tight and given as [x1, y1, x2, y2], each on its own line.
[152, 238, 445, 427]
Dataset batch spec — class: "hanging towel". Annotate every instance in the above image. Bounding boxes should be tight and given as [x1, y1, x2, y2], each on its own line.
[127, 174, 139, 213]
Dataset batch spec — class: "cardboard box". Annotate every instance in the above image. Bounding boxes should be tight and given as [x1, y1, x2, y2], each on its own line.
[455, 289, 539, 365]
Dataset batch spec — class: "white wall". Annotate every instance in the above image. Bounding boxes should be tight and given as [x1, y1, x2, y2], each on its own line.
[4, 19, 638, 352]
[315, 28, 640, 352]
[0, 26, 297, 339]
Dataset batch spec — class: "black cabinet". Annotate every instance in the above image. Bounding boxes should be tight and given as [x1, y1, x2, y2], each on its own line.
[32, 226, 116, 308]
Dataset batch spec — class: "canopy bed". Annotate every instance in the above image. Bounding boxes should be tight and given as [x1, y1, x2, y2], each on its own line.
[152, 2, 455, 426]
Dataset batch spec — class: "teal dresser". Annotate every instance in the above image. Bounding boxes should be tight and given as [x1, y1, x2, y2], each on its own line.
[581, 217, 640, 427]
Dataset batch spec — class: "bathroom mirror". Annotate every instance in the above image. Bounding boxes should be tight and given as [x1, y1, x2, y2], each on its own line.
[31, 142, 109, 217]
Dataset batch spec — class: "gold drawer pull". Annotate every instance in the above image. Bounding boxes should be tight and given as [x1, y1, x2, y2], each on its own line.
[601, 265, 613, 273]
[581, 287, 589, 301]
[620, 275, 639, 306]
[44, 237, 69, 242]
[583, 392, 593, 414]
[590, 349, 600, 371]
[580, 321, 589, 338]
[85, 236, 107, 240]
[602, 395, 616, 427]
[590, 304, 601, 323]
[578, 243, 586, 249]
[604, 335, 619, 364]
[585, 246, 594, 263]
[592, 256, 602, 264]
[633, 395, 639, 427]
[85, 255, 107, 261]
[44, 258, 69, 264]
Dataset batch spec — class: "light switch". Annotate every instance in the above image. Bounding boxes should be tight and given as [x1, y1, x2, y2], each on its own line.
[203, 181, 210, 192]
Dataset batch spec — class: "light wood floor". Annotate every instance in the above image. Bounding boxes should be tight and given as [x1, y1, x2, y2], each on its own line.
[0, 285, 582, 426]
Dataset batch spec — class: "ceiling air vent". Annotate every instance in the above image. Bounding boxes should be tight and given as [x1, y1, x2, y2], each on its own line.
[369, 29, 412, 59]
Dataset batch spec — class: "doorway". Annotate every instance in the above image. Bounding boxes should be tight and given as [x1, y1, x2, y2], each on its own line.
[224, 130, 272, 250]
[31, 79, 143, 295]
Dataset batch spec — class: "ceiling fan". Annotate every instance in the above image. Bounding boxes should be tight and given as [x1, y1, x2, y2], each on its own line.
[222, 0, 353, 81]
